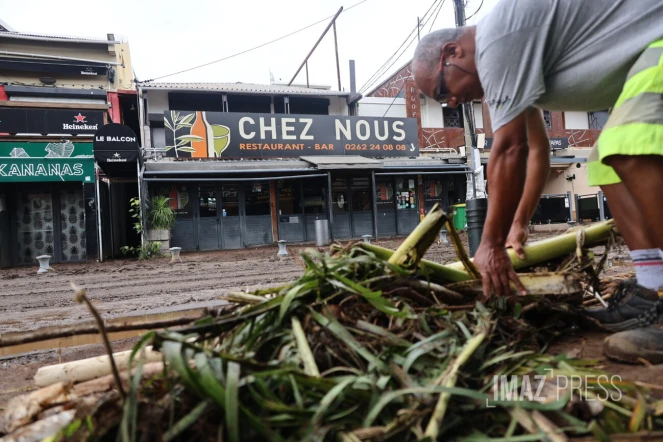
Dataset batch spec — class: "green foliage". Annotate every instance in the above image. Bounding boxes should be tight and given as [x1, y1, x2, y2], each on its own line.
[164, 111, 202, 157]
[121, 241, 162, 260]
[128, 197, 142, 235]
[147, 195, 176, 231]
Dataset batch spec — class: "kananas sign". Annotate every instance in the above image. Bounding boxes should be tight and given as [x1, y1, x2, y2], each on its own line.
[164, 111, 419, 158]
[0, 141, 94, 182]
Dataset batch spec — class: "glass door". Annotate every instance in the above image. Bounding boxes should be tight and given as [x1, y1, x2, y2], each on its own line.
[167, 185, 195, 251]
[16, 191, 55, 265]
[241, 182, 272, 247]
[351, 177, 373, 237]
[197, 184, 219, 251]
[220, 184, 241, 249]
[331, 177, 351, 239]
[277, 180, 305, 242]
[395, 177, 419, 235]
[59, 187, 86, 262]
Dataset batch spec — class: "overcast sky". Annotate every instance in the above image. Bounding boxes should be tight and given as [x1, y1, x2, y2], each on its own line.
[2, 0, 498, 93]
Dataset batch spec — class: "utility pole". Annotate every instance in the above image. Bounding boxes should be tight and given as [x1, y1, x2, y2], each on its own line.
[452, 0, 485, 257]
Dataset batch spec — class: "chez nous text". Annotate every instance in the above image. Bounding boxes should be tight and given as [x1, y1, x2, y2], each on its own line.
[236, 117, 415, 152]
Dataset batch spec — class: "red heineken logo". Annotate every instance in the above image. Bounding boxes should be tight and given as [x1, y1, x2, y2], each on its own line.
[73, 113, 86, 123]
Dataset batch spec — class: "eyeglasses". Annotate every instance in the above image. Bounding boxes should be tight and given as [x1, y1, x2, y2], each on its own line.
[434, 54, 450, 103]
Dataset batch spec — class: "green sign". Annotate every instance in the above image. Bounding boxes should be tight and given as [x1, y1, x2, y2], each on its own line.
[0, 141, 95, 183]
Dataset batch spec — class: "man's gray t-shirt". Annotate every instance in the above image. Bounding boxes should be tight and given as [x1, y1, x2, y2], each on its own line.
[476, 0, 663, 132]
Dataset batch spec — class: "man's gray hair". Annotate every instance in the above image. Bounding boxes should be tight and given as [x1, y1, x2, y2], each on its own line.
[413, 27, 464, 74]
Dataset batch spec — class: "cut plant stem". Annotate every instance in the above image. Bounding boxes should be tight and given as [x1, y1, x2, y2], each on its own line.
[360, 243, 470, 283]
[444, 219, 480, 279]
[291, 316, 320, 377]
[388, 204, 449, 269]
[424, 331, 486, 439]
[71, 282, 126, 399]
[444, 220, 616, 272]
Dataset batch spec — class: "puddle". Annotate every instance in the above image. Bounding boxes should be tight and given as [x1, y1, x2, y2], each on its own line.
[0, 307, 209, 357]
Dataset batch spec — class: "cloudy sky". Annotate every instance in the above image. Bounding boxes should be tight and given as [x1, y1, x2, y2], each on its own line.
[2, 0, 498, 92]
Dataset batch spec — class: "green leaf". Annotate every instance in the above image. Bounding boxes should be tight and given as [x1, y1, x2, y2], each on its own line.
[177, 147, 197, 153]
[310, 309, 387, 372]
[176, 135, 204, 142]
[312, 377, 356, 425]
[164, 401, 210, 442]
[164, 118, 174, 131]
[226, 361, 241, 442]
[180, 113, 196, 125]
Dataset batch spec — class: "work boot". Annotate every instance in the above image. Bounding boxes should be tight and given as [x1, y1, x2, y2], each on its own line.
[604, 324, 663, 364]
[583, 279, 659, 332]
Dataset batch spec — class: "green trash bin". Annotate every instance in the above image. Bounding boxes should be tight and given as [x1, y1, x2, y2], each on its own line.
[453, 204, 467, 231]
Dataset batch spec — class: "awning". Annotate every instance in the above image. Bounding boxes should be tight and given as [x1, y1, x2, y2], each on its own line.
[300, 156, 383, 170]
[144, 159, 316, 176]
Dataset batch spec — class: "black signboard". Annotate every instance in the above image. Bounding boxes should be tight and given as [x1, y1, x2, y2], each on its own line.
[0, 108, 104, 135]
[164, 111, 419, 158]
[483, 137, 569, 150]
[0, 58, 108, 76]
[94, 123, 139, 163]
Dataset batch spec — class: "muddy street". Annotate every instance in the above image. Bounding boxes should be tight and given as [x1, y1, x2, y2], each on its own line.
[0, 246, 304, 334]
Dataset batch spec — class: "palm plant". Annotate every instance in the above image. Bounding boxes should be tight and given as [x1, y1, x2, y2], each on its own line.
[146, 196, 176, 231]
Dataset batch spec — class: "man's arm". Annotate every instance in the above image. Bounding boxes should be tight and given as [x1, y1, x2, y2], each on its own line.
[473, 110, 530, 297]
[505, 108, 551, 258]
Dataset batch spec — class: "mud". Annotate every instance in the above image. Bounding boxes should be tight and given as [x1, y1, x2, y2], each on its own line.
[1, 229, 654, 409]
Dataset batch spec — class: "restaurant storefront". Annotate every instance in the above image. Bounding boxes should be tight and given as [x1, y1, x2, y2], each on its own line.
[0, 141, 96, 267]
[141, 110, 469, 251]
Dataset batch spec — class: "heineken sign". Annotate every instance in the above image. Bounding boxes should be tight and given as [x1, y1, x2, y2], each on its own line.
[0, 108, 104, 135]
[164, 111, 419, 158]
[0, 141, 95, 182]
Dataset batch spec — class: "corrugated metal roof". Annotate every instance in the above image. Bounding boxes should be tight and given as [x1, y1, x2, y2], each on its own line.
[301, 156, 383, 169]
[139, 82, 350, 97]
[0, 31, 119, 44]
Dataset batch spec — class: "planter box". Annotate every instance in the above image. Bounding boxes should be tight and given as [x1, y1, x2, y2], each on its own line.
[147, 229, 170, 252]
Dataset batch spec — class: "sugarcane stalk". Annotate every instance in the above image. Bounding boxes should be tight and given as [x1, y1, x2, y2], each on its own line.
[424, 331, 486, 439]
[444, 220, 615, 272]
[444, 219, 480, 279]
[360, 243, 470, 283]
[388, 204, 449, 269]
[225, 292, 268, 304]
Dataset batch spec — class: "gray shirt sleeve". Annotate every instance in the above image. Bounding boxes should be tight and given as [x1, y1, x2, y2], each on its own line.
[477, 26, 550, 132]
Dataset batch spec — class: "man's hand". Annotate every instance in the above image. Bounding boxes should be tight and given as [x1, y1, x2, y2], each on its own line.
[474, 243, 527, 298]
[505, 223, 528, 260]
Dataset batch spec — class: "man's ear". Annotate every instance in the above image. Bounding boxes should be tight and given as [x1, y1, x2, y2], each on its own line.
[442, 42, 458, 59]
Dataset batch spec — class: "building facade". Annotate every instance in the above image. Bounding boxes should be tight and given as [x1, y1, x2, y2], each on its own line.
[0, 25, 137, 267]
[138, 82, 471, 251]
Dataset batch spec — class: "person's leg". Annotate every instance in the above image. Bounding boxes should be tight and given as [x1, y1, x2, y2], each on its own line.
[604, 155, 663, 251]
[600, 183, 656, 251]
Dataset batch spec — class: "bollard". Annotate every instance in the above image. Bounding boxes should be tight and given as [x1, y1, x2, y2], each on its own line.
[362, 235, 372, 244]
[466, 198, 488, 258]
[439, 228, 448, 244]
[36, 255, 52, 274]
[169, 247, 182, 263]
[277, 240, 288, 257]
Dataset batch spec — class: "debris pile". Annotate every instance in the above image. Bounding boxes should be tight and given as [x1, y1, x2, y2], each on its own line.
[2, 206, 661, 441]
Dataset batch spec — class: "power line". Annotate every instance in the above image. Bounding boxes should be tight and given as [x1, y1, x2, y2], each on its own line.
[358, 0, 442, 94]
[141, 0, 369, 83]
[465, 0, 485, 21]
[358, 0, 440, 94]
[428, 0, 447, 33]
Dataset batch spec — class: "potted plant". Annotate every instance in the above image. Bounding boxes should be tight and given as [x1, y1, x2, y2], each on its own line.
[146, 195, 176, 251]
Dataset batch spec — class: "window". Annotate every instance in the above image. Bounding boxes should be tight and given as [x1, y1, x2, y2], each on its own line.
[472, 103, 484, 128]
[589, 111, 610, 130]
[564, 112, 589, 130]
[543, 111, 552, 130]
[443, 107, 464, 128]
